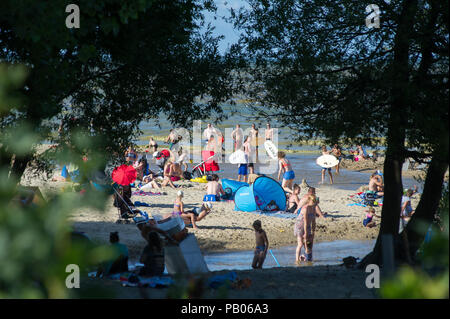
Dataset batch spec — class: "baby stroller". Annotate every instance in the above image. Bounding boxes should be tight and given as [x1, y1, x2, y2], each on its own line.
[191, 150, 220, 178]
[113, 184, 149, 224]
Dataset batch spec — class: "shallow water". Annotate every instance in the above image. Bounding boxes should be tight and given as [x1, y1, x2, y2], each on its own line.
[203, 239, 376, 271]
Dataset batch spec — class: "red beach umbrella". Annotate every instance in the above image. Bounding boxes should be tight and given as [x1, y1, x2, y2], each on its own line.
[112, 164, 137, 186]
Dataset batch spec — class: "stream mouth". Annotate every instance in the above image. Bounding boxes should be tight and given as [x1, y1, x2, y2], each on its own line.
[202, 239, 376, 271]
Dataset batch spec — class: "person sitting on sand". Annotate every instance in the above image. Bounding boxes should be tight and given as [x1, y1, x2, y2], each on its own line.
[161, 161, 180, 188]
[97, 232, 129, 277]
[287, 184, 301, 214]
[356, 145, 369, 161]
[363, 207, 380, 228]
[369, 172, 384, 196]
[204, 174, 225, 201]
[125, 146, 138, 164]
[277, 151, 295, 193]
[135, 217, 178, 244]
[184, 202, 213, 224]
[138, 231, 165, 277]
[252, 220, 269, 269]
[134, 157, 150, 182]
[264, 200, 280, 212]
[294, 195, 318, 263]
[168, 190, 199, 229]
[320, 146, 334, 185]
[140, 174, 161, 191]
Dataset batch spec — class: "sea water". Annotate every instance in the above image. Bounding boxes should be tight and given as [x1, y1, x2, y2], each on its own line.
[203, 239, 376, 271]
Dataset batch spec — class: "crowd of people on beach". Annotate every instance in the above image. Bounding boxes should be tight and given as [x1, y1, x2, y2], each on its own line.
[51, 122, 420, 275]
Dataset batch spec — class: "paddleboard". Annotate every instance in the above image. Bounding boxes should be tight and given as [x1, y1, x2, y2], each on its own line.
[264, 140, 278, 159]
[316, 154, 339, 168]
[229, 149, 247, 164]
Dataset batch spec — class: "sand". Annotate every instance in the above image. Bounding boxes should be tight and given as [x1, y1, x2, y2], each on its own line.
[20, 160, 426, 299]
[21, 171, 421, 260]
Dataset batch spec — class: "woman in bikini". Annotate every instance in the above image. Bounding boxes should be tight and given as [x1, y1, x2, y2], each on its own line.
[277, 151, 295, 193]
[170, 190, 198, 229]
[161, 161, 181, 189]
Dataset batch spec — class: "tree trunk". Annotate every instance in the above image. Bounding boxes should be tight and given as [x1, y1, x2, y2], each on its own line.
[358, 0, 418, 268]
[403, 139, 449, 259]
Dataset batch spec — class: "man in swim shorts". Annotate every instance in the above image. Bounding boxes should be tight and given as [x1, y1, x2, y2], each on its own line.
[238, 163, 248, 182]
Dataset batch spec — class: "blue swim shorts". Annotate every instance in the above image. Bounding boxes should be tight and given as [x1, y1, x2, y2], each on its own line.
[283, 170, 295, 180]
[238, 164, 248, 176]
[322, 167, 332, 172]
[203, 194, 218, 202]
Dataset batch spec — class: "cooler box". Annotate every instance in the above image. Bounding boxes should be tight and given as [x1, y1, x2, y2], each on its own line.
[164, 234, 209, 275]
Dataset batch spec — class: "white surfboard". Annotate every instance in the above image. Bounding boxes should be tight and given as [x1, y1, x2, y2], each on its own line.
[316, 154, 339, 168]
[264, 140, 278, 160]
[229, 149, 247, 164]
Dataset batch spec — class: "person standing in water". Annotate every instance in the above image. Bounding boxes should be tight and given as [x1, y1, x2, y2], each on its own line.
[252, 220, 269, 269]
[265, 123, 274, 141]
[231, 124, 244, 152]
[331, 144, 342, 174]
[320, 146, 334, 185]
[277, 151, 295, 193]
[294, 195, 319, 263]
[250, 123, 259, 162]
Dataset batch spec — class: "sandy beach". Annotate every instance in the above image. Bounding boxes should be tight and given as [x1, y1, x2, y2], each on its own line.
[21, 171, 420, 259]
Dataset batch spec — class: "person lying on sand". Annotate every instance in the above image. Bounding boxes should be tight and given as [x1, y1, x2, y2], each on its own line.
[184, 202, 213, 224]
[252, 220, 268, 269]
[363, 207, 380, 228]
[203, 174, 225, 201]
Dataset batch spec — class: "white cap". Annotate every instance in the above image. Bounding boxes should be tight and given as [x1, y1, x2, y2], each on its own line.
[376, 170, 383, 176]
[153, 151, 159, 157]
[205, 202, 213, 209]
[177, 190, 184, 197]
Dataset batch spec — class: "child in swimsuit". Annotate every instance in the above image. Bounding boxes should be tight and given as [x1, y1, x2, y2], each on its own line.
[252, 220, 269, 269]
[171, 190, 199, 229]
[363, 207, 379, 228]
[287, 184, 301, 213]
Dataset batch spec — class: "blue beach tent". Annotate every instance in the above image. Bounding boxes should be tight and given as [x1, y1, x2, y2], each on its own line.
[234, 176, 287, 212]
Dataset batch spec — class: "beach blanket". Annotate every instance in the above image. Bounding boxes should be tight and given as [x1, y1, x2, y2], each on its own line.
[132, 190, 163, 196]
[134, 201, 151, 207]
[348, 191, 383, 207]
[236, 209, 298, 219]
[208, 271, 237, 289]
[88, 271, 173, 288]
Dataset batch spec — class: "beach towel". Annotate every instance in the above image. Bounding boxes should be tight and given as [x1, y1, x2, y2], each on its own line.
[132, 190, 163, 196]
[134, 201, 151, 207]
[208, 271, 237, 289]
[234, 209, 297, 220]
